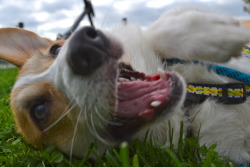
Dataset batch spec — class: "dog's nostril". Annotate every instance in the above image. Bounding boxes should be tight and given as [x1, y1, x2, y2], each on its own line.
[86, 28, 98, 39]
[67, 26, 109, 76]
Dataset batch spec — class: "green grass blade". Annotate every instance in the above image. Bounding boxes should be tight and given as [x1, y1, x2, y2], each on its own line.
[132, 154, 139, 167]
[120, 142, 130, 167]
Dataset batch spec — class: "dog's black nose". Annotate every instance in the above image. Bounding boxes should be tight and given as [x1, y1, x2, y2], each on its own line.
[66, 26, 109, 76]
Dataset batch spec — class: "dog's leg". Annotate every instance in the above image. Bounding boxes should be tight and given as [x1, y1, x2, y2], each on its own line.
[144, 8, 250, 63]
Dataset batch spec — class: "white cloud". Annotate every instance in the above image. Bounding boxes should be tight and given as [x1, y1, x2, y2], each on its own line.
[43, 0, 57, 3]
[113, 1, 132, 13]
[32, 12, 50, 22]
[113, 1, 145, 13]
[33, 1, 42, 10]
[146, 0, 175, 8]
[37, 18, 73, 31]
[41, 32, 57, 40]
[92, 0, 114, 6]
[3, 1, 24, 6]
[60, 7, 81, 18]
[198, 0, 236, 4]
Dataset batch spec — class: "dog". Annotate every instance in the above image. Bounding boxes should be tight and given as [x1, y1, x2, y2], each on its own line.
[1, 8, 250, 165]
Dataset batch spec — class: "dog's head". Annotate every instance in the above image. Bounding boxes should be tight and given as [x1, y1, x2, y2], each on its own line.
[0, 27, 184, 157]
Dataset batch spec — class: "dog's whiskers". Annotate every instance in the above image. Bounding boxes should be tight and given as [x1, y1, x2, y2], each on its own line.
[93, 106, 121, 126]
[82, 106, 107, 145]
[43, 100, 76, 132]
[90, 110, 112, 145]
[69, 108, 83, 163]
[84, 105, 114, 146]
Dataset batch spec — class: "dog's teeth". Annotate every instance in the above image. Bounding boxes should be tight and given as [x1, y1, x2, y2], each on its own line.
[151, 101, 161, 107]
[131, 77, 136, 81]
[119, 78, 130, 82]
[158, 68, 166, 79]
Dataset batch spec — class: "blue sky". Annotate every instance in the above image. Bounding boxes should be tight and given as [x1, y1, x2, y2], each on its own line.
[0, 0, 249, 39]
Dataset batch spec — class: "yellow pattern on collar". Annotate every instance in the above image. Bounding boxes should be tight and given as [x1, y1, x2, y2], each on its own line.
[187, 84, 250, 97]
[243, 48, 250, 56]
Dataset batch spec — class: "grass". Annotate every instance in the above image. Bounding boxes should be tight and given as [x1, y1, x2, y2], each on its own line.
[0, 67, 235, 167]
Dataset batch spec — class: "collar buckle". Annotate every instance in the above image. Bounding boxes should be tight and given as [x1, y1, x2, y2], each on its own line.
[220, 83, 246, 104]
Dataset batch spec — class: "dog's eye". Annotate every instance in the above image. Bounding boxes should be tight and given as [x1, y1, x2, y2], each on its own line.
[30, 101, 49, 126]
[50, 45, 61, 57]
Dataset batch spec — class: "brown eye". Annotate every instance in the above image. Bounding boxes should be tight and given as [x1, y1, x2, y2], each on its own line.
[30, 101, 50, 126]
[50, 45, 61, 57]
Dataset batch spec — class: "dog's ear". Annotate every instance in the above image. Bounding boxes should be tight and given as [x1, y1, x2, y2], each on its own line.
[240, 20, 250, 31]
[0, 28, 52, 68]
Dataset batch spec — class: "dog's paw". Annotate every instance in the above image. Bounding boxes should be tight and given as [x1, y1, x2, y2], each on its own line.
[145, 8, 250, 63]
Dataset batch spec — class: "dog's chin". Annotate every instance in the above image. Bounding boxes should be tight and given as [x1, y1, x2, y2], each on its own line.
[108, 66, 185, 141]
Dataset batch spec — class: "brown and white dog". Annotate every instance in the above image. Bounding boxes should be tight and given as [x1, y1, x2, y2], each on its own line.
[1, 8, 250, 165]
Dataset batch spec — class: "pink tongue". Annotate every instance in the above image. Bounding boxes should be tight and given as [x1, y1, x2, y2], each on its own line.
[117, 76, 170, 118]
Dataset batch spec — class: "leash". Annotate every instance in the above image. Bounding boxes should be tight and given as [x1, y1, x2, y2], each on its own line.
[165, 47, 250, 105]
[57, 0, 95, 40]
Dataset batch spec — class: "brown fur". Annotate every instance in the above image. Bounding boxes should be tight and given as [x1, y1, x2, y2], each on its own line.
[11, 82, 73, 148]
[0, 28, 74, 152]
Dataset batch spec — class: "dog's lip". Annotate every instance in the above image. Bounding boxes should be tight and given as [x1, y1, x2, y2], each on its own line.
[107, 70, 183, 141]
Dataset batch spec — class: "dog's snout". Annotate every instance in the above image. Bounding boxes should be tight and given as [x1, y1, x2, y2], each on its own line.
[67, 26, 109, 76]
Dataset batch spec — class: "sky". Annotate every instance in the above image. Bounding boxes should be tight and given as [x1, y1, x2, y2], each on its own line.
[0, 0, 249, 39]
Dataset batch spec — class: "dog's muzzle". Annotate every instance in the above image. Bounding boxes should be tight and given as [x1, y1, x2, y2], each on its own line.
[66, 26, 110, 76]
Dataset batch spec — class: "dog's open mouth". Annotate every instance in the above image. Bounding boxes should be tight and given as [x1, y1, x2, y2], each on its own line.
[108, 64, 184, 140]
